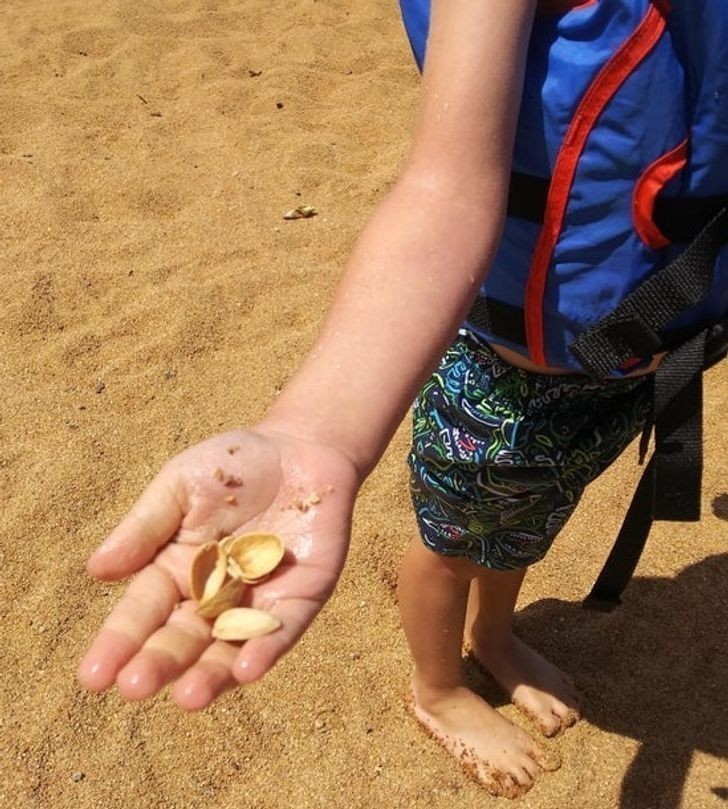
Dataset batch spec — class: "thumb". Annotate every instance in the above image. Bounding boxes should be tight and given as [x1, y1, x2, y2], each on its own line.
[88, 469, 183, 580]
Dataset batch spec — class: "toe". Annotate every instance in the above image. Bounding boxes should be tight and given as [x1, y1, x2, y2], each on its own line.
[511, 762, 537, 789]
[562, 707, 581, 728]
[552, 702, 581, 732]
[530, 743, 561, 772]
[516, 752, 541, 781]
[539, 713, 562, 737]
[500, 772, 530, 799]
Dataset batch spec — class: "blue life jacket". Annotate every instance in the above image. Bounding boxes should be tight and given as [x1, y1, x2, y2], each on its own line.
[399, 0, 728, 372]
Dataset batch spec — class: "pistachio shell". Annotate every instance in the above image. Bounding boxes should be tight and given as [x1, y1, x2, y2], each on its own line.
[227, 533, 284, 582]
[196, 577, 246, 619]
[219, 535, 237, 554]
[227, 557, 243, 580]
[190, 542, 226, 602]
[211, 607, 282, 641]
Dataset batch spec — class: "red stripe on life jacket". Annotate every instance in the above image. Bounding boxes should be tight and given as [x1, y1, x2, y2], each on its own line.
[523, 1, 670, 366]
[633, 138, 688, 249]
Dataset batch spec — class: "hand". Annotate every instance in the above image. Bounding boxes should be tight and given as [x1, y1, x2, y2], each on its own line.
[78, 426, 360, 710]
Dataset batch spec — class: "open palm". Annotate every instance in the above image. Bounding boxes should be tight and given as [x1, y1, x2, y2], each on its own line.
[78, 427, 360, 710]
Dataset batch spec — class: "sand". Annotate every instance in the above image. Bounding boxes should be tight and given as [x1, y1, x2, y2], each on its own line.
[1, 1, 727, 807]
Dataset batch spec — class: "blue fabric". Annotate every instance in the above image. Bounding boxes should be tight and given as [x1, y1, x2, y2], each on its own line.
[398, 0, 728, 371]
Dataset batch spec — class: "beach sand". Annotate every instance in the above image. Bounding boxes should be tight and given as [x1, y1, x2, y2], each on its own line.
[1, 1, 727, 807]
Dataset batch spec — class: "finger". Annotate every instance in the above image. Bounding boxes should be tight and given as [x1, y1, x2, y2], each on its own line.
[116, 602, 212, 701]
[232, 596, 321, 684]
[88, 469, 182, 580]
[171, 642, 239, 711]
[77, 565, 179, 692]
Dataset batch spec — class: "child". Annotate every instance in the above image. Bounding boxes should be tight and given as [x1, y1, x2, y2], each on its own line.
[78, 0, 727, 799]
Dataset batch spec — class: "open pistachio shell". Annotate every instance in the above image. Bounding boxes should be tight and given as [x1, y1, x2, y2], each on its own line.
[190, 542, 226, 602]
[196, 577, 246, 619]
[227, 533, 284, 583]
[211, 607, 282, 641]
[219, 535, 237, 554]
[227, 557, 244, 580]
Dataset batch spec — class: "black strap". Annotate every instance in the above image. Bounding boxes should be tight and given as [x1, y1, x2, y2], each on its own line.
[507, 172, 549, 223]
[652, 331, 706, 521]
[506, 169, 728, 242]
[569, 206, 728, 378]
[655, 195, 728, 243]
[704, 317, 728, 370]
[583, 330, 707, 610]
[582, 457, 657, 611]
[466, 296, 527, 345]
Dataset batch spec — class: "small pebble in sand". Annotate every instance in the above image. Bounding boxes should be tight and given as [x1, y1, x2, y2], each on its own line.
[71, 771, 85, 783]
[283, 205, 317, 221]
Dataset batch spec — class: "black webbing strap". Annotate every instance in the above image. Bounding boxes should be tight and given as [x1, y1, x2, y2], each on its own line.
[582, 330, 708, 610]
[570, 206, 728, 379]
[652, 330, 706, 521]
[466, 296, 527, 345]
[582, 457, 657, 611]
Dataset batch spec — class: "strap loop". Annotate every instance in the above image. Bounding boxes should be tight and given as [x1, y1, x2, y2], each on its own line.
[570, 206, 728, 377]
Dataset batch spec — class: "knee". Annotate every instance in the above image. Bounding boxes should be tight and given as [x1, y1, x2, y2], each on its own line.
[401, 534, 481, 583]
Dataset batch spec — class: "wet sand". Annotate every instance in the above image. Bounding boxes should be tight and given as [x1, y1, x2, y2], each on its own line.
[1, 1, 727, 807]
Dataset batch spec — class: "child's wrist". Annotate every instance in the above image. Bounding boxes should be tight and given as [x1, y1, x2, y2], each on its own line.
[257, 405, 374, 486]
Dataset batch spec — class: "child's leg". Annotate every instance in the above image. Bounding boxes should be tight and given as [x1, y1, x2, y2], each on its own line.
[398, 536, 558, 798]
[466, 568, 581, 737]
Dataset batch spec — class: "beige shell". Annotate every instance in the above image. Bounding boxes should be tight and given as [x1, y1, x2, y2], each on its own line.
[227, 533, 284, 582]
[196, 577, 246, 619]
[211, 607, 282, 641]
[219, 535, 237, 554]
[190, 542, 227, 602]
[227, 557, 243, 580]
[283, 205, 317, 221]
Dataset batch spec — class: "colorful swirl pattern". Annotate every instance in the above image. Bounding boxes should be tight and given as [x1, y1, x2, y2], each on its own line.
[408, 332, 651, 569]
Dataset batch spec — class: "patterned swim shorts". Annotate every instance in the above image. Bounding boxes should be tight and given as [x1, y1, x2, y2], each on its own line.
[408, 331, 652, 570]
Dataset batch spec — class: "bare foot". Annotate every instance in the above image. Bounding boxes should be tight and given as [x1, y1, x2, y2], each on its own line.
[470, 632, 581, 737]
[410, 677, 560, 798]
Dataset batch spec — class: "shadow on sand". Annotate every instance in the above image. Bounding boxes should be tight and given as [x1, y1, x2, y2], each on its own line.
[466, 505, 728, 808]
[712, 494, 728, 521]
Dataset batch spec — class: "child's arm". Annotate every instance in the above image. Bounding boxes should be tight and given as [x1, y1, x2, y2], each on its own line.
[263, 0, 537, 476]
[78, 0, 537, 709]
